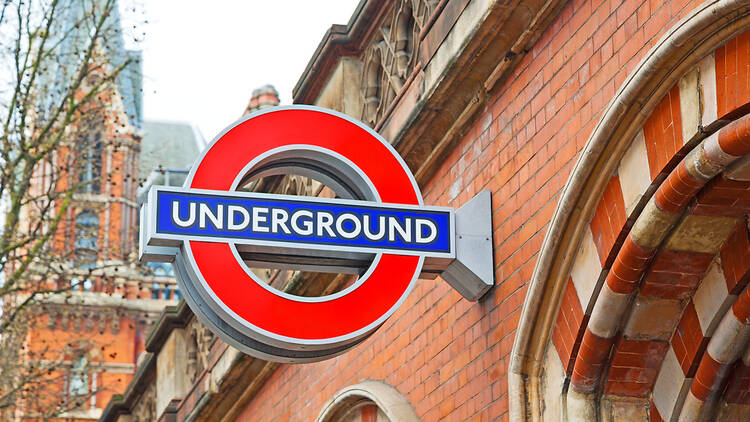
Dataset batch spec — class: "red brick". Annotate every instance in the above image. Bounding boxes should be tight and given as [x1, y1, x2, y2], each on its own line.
[643, 84, 683, 180]
[605, 340, 668, 397]
[641, 250, 714, 299]
[590, 176, 627, 264]
[670, 301, 706, 376]
[716, 30, 750, 119]
[720, 221, 750, 295]
[230, 3, 750, 421]
[650, 402, 664, 422]
[724, 363, 750, 404]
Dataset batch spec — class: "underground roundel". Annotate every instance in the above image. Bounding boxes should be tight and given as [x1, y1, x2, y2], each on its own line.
[139, 106, 494, 363]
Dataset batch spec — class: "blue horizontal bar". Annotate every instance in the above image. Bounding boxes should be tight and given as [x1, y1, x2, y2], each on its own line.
[155, 190, 451, 254]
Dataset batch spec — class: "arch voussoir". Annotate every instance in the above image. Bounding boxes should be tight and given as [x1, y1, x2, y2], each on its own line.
[570, 115, 750, 395]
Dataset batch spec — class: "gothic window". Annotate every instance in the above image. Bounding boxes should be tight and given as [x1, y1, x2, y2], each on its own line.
[362, 49, 385, 126]
[358, 0, 438, 127]
[74, 210, 98, 266]
[77, 132, 102, 193]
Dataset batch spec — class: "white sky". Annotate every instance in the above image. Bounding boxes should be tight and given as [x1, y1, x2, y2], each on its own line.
[132, 1, 360, 141]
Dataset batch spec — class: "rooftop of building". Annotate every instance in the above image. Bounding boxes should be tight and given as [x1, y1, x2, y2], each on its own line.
[137, 119, 206, 182]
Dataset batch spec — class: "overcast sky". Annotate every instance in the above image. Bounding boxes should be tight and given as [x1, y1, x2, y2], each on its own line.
[130, 1, 360, 141]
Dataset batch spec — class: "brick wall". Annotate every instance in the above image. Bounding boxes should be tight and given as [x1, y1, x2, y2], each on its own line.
[234, 0, 710, 420]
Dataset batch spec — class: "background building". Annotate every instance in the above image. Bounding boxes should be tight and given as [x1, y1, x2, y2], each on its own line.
[17, 2, 205, 419]
[101, 0, 750, 421]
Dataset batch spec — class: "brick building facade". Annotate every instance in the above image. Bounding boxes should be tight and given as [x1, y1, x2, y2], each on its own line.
[101, 0, 750, 420]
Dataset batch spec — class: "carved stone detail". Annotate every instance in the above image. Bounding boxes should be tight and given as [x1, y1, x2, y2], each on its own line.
[280, 175, 316, 197]
[131, 382, 156, 421]
[360, 0, 437, 126]
[110, 313, 120, 334]
[186, 317, 214, 383]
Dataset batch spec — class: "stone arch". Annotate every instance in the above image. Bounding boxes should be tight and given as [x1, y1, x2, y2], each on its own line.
[315, 380, 420, 422]
[510, 1, 750, 421]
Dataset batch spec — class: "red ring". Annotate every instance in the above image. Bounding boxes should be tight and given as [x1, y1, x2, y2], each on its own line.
[188, 109, 421, 340]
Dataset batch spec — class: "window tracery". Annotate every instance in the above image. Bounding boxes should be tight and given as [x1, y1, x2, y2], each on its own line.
[359, 0, 438, 126]
[186, 318, 214, 383]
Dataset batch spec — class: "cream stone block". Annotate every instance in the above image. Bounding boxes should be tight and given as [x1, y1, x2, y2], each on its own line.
[707, 313, 750, 363]
[623, 296, 682, 340]
[618, 130, 652, 216]
[424, 0, 491, 95]
[653, 347, 687, 421]
[589, 286, 631, 338]
[693, 260, 730, 335]
[156, 328, 191, 418]
[566, 388, 597, 421]
[677, 393, 704, 422]
[679, 67, 701, 144]
[630, 199, 681, 248]
[570, 228, 602, 312]
[699, 53, 718, 127]
[600, 396, 650, 422]
[210, 346, 243, 391]
[665, 215, 740, 254]
[541, 343, 564, 421]
[315, 57, 364, 118]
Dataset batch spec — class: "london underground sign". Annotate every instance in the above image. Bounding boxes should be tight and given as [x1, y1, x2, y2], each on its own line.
[151, 189, 453, 257]
[139, 106, 493, 362]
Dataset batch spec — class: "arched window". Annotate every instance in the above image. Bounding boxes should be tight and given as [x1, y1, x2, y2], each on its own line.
[316, 381, 419, 422]
[68, 355, 89, 397]
[77, 132, 102, 193]
[74, 210, 98, 267]
[70, 277, 93, 291]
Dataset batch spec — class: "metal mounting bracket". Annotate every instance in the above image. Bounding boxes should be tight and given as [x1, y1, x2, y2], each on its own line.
[438, 190, 494, 301]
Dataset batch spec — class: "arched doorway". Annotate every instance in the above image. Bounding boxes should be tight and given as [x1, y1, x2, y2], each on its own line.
[511, 1, 750, 420]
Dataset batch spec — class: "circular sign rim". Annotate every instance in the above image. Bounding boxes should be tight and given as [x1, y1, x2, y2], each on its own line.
[175, 105, 425, 353]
